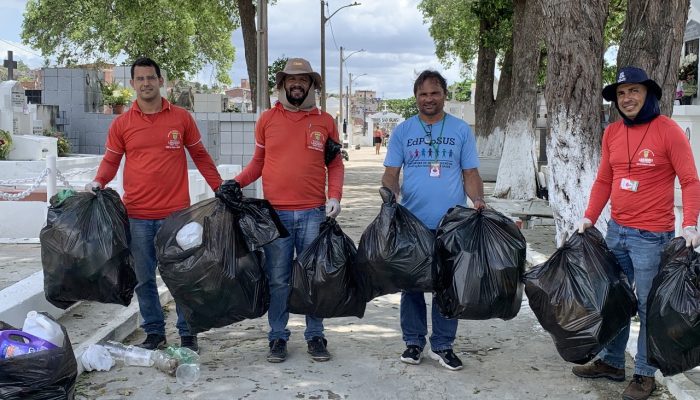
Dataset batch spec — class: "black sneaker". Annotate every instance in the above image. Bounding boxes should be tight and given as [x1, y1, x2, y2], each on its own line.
[267, 339, 287, 363]
[428, 349, 463, 371]
[180, 335, 199, 353]
[136, 333, 166, 350]
[307, 337, 331, 362]
[400, 345, 423, 365]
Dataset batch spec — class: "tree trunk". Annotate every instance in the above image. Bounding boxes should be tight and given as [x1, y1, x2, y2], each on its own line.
[478, 48, 513, 158]
[474, 19, 497, 146]
[616, 0, 690, 117]
[492, 0, 543, 200]
[538, 0, 610, 245]
[236, 0, 258, 112]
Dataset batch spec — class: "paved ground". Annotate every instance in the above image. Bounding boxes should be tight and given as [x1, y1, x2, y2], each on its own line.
[70, 147, 671, 400]
[0, 146, 678, 399]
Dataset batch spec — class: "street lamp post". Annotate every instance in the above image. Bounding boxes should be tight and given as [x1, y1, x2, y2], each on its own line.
[320, 0, 360, 112]
[339, 46, 364, 142]
[347, 72, 367, 147]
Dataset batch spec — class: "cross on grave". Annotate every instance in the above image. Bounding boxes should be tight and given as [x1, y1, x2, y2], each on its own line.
[4, 51, 17, 80]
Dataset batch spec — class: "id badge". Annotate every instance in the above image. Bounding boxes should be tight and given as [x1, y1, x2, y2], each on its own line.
[620, 178, 639, 192]
[429, 162, 441, 178]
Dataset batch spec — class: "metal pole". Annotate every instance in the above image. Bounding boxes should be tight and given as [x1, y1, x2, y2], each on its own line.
[320, 0, 326, 112]
[46, 155, 56, 207]
[256, 0, 269, 113]
[339, 46, 343, 137]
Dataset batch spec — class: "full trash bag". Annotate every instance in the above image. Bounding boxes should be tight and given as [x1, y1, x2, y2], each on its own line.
[647, 237, 700, 376]
[434, 206, 526, 320]
[524, 228, 637, 364]
[355, 187, 435, 301]
[288, 218, 366, 318]
[156, 196, 282, 334]
[40, 188, 136, 309]
[0, 313, 77, 400]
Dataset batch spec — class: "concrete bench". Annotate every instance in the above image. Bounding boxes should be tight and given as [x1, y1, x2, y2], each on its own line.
[511, 211, 554, 229]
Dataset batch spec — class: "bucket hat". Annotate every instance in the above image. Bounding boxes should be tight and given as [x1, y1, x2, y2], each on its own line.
[275, 58, 323, 89]
[602, 66, 662, 102]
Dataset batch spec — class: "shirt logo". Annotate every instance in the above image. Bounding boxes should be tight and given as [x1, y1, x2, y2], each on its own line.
[637, 148, 655, 166]
[307, 130, 325, 152]
[166, 130, 182, 149]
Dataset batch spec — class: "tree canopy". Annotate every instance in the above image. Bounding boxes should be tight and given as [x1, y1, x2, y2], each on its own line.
[384, 98, 418, 120]
[21, 0, 239, 84]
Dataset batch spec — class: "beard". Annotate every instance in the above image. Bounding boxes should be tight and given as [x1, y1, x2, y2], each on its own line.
[286, 86, 309, 106]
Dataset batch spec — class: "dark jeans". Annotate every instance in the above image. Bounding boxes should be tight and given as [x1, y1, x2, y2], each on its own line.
[130, 218, 191, 337]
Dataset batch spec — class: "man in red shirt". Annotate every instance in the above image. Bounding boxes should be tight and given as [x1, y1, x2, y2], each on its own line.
[574, 66, 700, 400]
[87, 57, 222, 353]
[232, 58, 344, 363]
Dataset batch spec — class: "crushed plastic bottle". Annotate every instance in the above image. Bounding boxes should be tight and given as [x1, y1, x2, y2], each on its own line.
[152, 350, 178, 376]
[164, 346, 200, 386]
[102, 341, 154, 367]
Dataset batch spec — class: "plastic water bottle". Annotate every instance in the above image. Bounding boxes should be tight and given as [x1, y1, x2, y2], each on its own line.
[152, 350, 178, 376]
[102, 341, 154, 367]
[164, 346, 201, 386]
[22, 311, 64, 347]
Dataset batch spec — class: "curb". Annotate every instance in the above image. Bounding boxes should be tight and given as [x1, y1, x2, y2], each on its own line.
[526, 245, 700, 400]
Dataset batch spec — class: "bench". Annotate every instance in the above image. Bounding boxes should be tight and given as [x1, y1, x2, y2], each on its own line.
[511, 211, 554, 229]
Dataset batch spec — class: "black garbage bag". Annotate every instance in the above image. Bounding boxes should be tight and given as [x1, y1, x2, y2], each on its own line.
[288, 218, 366, 318]
[647, 237, 700, 376]
[215, 179, 289, 249]
[324, 138, 342, 165]
[156, 197, 273, 334]
[434, 206, 526, 320]
[0, 313, 77, 400]
[355, 187, 435, 301]
[524, 227, 637, 364]
[40, 188, 136, 309]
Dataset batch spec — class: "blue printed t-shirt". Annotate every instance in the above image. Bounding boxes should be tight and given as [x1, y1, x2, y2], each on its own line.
[383, 113, 479, 229]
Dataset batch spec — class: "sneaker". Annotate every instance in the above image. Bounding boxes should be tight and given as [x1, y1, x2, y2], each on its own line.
[571, 359, 625, 382]
[428, 349, 463, 371]
[400, 345, 423, 365]
[622, 374, 656, 400]
[136, 333, 166, 350]
[267, 339, 287, 363]
[307, 337, 331, 362]
[180, 335, 199, 353]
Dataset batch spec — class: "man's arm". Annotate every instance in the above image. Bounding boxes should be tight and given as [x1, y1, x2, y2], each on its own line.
[187, 141, 223, 191]
[382, 167, 402, 199]
[462, 168, 485, 209]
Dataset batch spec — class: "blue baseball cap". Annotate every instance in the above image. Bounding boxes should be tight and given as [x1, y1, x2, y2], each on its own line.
[602, 66, 662, 102]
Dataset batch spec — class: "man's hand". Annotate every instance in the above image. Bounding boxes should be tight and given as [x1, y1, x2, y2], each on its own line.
[682, 226, 700, 248]
[473, 197, 486, 210]
[326, 198, 341, 218]
[578, 217, 592, 234]
[85, 181, 102, 193]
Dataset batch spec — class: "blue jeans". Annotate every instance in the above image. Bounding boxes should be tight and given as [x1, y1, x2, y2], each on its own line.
[263, 206, 325, 342]
[400, 291, 458, 351]
[130, 218, 191, 337]
[598, 219, 673, 377]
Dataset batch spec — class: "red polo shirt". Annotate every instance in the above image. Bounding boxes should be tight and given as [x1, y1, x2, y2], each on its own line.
[95, 98, 222, 219]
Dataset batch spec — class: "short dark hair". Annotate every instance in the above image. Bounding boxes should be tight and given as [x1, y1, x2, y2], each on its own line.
[413, 70, 447, 95]
[131, 57, 161, 79]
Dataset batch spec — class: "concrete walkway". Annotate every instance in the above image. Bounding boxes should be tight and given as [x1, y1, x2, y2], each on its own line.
[0, 146, 691, 399]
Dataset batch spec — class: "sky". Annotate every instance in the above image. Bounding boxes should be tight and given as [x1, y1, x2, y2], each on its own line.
[0, 0, 462, 99]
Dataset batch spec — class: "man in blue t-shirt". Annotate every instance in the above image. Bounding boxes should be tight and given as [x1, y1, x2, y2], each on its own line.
[382, 70, 485, 371]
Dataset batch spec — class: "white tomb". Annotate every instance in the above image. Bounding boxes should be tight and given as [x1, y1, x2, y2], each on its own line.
[0, 81, 57, 160]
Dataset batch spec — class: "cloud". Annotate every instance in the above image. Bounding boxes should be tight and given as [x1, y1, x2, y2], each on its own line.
[228, 0, 460, 99]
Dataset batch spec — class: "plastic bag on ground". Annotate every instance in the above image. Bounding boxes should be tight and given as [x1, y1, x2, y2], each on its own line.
[80, 344, 114, 372]
[647, 237, 700, 376]
[288, 218, 366, 318]
[40, 188, 136, 309]
[0, 313, 78, 399]
[355, 187, 435, 301]
[524, 227, 637, 364]
[156, 197, 272, 334]
[434, 206, 526, 320]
